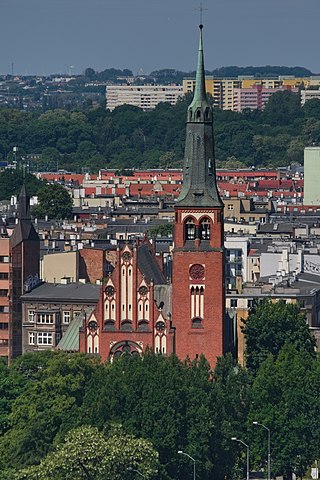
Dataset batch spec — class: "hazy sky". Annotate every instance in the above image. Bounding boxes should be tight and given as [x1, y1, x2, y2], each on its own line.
[1, 0, 319, 76]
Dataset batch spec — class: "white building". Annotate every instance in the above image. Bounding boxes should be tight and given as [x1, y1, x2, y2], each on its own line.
[106, 84, 183, 111]
[301, 88, 320, 106]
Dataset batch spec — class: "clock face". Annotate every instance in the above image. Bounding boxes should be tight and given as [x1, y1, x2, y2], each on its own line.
[156, 321, 165, 332]
[122, 252, 131, 262]
[88, 320, 98, 332]
[105, 285, 115, 297]
[138, 286, 148, 296]
[189, 264, 205, 280]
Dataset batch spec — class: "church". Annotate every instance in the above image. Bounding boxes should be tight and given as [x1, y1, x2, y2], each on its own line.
[79, 25, 228, 366]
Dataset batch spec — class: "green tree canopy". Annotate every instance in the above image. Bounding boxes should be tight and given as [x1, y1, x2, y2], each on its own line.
[242, 299, 316, 374]
[15, 425, 159, 480]
[248, 344, 320, 480]
[32, 183, 73, 219]
[0, 169, 43, 201]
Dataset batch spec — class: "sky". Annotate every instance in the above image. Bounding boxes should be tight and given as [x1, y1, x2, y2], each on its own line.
[1, 0, 320, 76]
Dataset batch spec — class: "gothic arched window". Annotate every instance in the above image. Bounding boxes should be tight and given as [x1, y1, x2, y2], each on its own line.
[200, 218, 210, 240]
[185, 217, 196, 241]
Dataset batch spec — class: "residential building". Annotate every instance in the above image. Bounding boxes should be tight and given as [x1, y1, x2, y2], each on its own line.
[233, 85, 299, 112]
[301, 88, 320, 106]
[106, 84, 183, 111]
[0, 229, 10, 360]
[22, 282, 100, 353]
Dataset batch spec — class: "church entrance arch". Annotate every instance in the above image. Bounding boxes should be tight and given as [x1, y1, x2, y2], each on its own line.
[110, 340, 142, 360]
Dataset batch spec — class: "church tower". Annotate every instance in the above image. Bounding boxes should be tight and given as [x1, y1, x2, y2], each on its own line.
[10, 184, 40, 358]
[172, 25, 225, 366]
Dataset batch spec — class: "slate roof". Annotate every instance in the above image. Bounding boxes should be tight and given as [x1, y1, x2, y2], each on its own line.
[10, 220, 39, 248]
[137, 243, 166, 285]
[21, 282, 101, 302]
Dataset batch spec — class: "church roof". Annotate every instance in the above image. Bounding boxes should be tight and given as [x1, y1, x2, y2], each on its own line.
[10, 220, 39, 248]
[57, 316, 83, 351]
[137, 243, 166, 285]
[10, 183, 40, 247]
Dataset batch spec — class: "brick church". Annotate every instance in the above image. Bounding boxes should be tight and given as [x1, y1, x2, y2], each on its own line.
[80, 25, 227, 366]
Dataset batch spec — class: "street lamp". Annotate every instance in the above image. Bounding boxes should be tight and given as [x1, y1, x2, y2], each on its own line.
[253, 421, 271, 480]
[178, 450, 196, 480]
[231, 437, 250, 480]
[127, 466, 146, 479]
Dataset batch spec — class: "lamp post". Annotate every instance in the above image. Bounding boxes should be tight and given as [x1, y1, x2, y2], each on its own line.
[178, 450, 196, 480]
[231, 437, 250, 480]
[127, 466, 146, 479]
[253, 421, 271, 480]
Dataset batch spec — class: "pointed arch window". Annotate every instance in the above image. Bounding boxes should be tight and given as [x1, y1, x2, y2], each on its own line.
[185, 217, 196, 240]
[200, 218, 210, 240]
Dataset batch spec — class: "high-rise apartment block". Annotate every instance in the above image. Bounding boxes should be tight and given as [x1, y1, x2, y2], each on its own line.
[106, 84, 183, 111]
[183, 75, 308, 111]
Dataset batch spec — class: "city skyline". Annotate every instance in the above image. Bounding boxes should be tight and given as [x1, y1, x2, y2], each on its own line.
[1, 0, 320, 76]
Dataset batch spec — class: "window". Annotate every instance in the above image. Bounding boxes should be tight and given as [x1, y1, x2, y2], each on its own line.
[0, 256, 9, 263]
[0, 306, 8, 313]
[63, 311, 71, 324]
[29, 332, 35, 345]
[73, 311, 81, 319]
[192, 317, 203, 328]
[0, 290, 8, 297]
[37, 332, 53, 345]
[0, 273, 8, 279]
[200, 218, 210, 240]
[0, 323, 8, 330]
[231, 299, 238, 308]
[28, 310, 35, 322]
[227, 204, 234, 210]
[37, 313, 53, 324]
[248, 299, 255, 308]
[185, 218, 196, 240]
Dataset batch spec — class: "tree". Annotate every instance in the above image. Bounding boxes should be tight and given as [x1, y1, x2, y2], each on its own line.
[248, 344, 319, 480]
[262, 90, 302, 127]
[242, 299, 316, 374]
[0, 353, 99, 474]
[15, 425, 159, 480]
[0, 169, 43, 201]
[32, 183, 73, 219]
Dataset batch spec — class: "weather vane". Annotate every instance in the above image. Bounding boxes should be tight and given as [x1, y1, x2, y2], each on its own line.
[195, 2, 208, 25]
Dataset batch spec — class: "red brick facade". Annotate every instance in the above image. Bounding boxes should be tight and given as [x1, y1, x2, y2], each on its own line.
[172, 208, 225, 366]
[80, 240, 173, 361]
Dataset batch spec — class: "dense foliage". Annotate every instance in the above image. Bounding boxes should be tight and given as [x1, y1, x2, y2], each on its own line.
[0, 90, 320, 173]
[0, 301, 319, 480]
[0, 169, 43, 201]
[242, 299, 316, 374]
[32, 183, 73, 220]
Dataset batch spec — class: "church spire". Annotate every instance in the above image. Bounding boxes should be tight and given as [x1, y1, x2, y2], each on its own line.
[177, 24, 222, 208]
[190, 24, 207, 107]
[18, 183, 31, 221]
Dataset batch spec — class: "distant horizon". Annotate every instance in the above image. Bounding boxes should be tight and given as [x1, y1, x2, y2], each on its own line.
[2, 64, 318, 78]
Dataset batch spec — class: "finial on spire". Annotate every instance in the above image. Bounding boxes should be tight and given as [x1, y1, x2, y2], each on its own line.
[195, 2, 207, 26]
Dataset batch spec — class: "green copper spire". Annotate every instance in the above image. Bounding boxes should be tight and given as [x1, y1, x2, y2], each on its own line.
[193, 24, 207, 104]
[177, 24, 223, 208]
